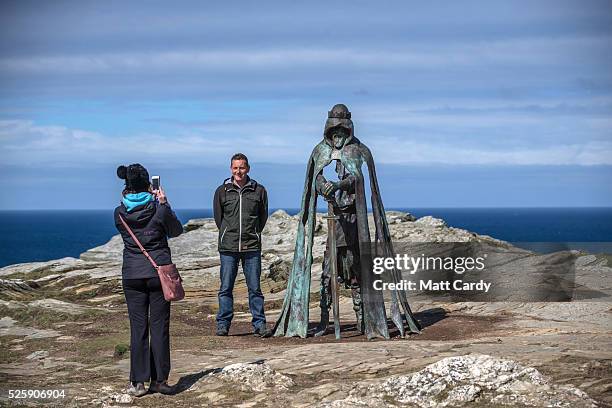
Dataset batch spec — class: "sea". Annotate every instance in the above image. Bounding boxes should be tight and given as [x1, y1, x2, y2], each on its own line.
[0, 207, 611, 268]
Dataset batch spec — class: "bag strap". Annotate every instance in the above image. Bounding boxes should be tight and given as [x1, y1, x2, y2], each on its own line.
[119, 215, 159, 269]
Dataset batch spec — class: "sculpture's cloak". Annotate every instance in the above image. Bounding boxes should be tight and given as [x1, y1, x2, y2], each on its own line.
[273, 116, 421, 339]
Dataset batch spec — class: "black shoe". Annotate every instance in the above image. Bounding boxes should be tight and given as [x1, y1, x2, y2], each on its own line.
[127, 382, 147, 397]
[314, 322, 329, 337]
[216, 326, 229, 336]
[149, 381, 173, 395]
[314, 309, 330, 337]
[253, 325, 273, 338]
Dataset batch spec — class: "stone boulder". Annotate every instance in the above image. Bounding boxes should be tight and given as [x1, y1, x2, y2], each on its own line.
[218, 362, 294, 392]
[323, 354, 596, 407]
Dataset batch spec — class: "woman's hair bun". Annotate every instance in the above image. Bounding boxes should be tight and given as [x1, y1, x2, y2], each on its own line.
[117, 165, 128, 179]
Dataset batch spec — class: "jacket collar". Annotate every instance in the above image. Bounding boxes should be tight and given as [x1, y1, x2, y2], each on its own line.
[122, 192, 154, 212]
[224, 176, 256, 192]
[119, 199, 157, 224]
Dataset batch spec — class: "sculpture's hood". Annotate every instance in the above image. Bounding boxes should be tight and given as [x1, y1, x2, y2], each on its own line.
[323, 103, 354, 147]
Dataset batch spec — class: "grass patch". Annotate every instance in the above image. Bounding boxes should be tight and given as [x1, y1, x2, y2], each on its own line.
[0, 336, 25, 364]
[0, 305, 109, 329]
[113, 343, 129, 358]
[2, 267, 62, 281]
[73, 333, 130, 364]
[41, 278, 123, 303]
[594, 253, 612, 267]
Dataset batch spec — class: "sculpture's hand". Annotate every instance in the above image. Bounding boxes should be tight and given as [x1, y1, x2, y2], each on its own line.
[315, 174, 328, 195]
[337, 174, 356, 192]
[322, 181, 339, 197]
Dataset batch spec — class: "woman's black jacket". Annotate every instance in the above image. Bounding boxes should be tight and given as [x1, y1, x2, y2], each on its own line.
[114, 200, 183, 279]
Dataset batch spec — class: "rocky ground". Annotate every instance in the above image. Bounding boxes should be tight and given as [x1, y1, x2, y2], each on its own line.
[0, 210, 610, 407]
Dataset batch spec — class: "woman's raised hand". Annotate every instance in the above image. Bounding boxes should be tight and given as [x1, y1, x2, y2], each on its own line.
[155, 186, 167, 204]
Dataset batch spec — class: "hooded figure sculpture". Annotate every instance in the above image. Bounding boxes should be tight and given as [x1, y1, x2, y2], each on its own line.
[273, 104, 421, 339]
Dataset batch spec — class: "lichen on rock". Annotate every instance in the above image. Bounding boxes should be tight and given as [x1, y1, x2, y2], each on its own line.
[218, 362, 294, 392]
[323, 354, 596, 408]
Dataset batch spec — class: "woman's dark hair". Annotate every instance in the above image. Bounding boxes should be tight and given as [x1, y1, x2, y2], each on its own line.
[117, 164, 151, 195]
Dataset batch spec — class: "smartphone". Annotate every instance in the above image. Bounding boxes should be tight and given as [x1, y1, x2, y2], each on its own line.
[152, 175, 160, 191]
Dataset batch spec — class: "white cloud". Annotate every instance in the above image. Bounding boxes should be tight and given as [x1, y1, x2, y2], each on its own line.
[1, 35, 609, 75]
[1, 118, 610, 168]
[0, 120, 314, 167]
[369, 137, 612, 165]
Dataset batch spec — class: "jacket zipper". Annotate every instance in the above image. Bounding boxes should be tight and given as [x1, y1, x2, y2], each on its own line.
[238, 189, 243, 252]
[230, 182, 254, 252]
[220, 227, 227, 245]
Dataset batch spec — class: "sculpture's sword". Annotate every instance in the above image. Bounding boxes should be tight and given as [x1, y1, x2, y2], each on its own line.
[324, 200, 341, 340]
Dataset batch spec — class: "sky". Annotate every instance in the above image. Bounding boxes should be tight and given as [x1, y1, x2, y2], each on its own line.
[0, 1, 611, 209]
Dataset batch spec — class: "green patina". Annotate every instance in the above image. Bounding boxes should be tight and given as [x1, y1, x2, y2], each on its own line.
[273, 104, 421, 340]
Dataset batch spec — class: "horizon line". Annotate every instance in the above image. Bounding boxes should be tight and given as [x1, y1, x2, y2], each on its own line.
[1, 206, 611, 211]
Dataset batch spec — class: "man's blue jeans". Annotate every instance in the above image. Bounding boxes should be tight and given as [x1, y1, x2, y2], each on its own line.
[217, 251, 266, 330]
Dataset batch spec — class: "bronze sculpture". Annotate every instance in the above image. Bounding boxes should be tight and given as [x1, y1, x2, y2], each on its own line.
[273, 104, 421, 339]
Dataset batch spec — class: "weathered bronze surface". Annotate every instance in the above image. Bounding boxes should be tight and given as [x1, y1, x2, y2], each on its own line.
[273, 104, 421, 339]
[323, 201, 341, 339]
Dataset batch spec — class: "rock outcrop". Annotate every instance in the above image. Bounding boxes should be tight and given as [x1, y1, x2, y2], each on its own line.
[219, 362, 294, 392]
[322, 354, 597, 407]
[0, 211, 610, 407]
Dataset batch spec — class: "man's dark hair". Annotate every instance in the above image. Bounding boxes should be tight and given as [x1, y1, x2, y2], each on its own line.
[231, 153, 249, 166]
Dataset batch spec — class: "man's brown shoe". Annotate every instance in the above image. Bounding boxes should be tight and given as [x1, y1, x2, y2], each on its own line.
[149, 381, 173, 395]
[253, 326, 273, 338]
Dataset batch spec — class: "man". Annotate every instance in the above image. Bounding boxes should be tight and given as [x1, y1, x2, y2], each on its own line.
[213, 153, 271, 337]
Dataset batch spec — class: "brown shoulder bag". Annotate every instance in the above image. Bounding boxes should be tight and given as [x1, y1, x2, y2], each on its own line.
[119, 215, 185, 301]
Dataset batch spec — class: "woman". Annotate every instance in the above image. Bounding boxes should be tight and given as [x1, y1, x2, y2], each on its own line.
[114, 163, 183, 396]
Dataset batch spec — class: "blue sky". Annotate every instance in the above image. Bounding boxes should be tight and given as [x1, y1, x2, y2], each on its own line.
[0, 1, 611, 209]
